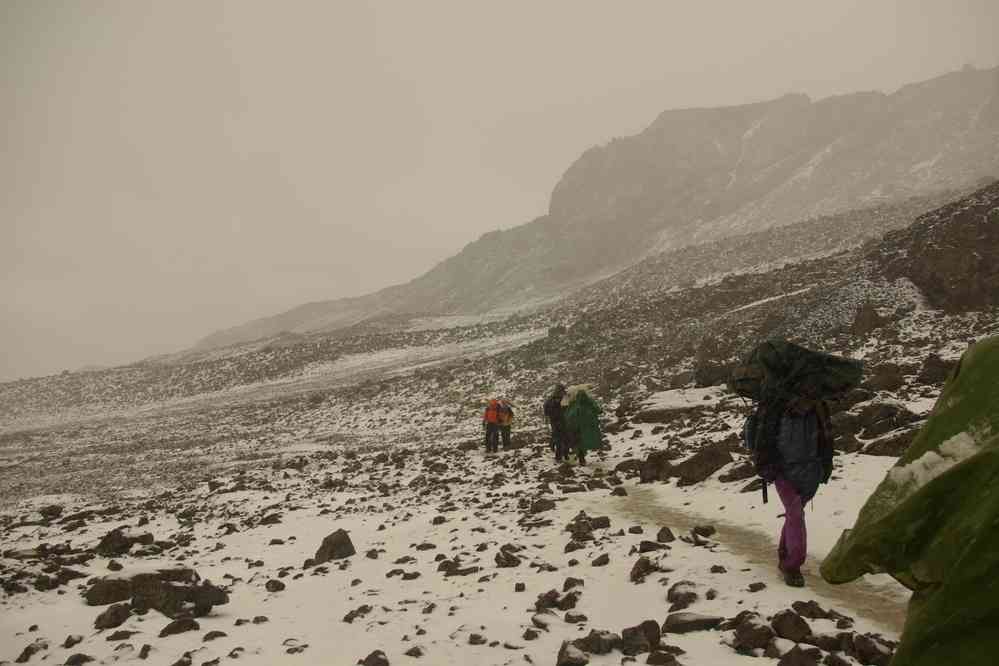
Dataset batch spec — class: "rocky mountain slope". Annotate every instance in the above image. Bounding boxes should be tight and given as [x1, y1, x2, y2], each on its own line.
[2, 179, 997, 666]
[198, 66, 999, 350]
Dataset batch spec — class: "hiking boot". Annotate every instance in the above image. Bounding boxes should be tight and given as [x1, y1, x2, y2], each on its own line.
[781, 567, 805, 587]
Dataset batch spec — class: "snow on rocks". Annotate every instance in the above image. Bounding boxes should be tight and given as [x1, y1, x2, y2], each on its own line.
[2, 386, 908, 666]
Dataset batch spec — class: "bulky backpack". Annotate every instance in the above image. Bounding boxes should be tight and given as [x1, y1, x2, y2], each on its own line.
[730, 339, 863, 499]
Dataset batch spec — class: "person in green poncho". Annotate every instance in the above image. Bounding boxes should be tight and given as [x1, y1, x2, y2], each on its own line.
[561, 384, 603, 465]
[821, 336, 999, 666]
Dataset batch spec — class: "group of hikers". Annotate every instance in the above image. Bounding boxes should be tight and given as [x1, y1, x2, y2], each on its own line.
[481, 383, 604, 464]
[478, 339, 865, 589]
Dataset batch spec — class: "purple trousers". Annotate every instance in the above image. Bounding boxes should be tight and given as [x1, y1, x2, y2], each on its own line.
[775, 476, 807, 571]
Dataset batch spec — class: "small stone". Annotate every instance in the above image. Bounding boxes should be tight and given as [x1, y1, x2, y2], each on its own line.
[591, 553, 610, 567]
[265, 579, 286, 592]
[748, 582, 767, 592]
[656, 527, 675, 543]
[646, 651, 678, 666]
[64, 655, 95, 666]
[203, 631, 228, 642]
[359, 650, 389, 666]
[159, 618, 200, 638]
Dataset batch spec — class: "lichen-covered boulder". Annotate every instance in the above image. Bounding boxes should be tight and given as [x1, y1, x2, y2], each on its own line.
[822, 336, 999, 666]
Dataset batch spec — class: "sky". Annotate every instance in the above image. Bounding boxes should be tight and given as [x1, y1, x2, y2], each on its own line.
[2, 0, 998, 381]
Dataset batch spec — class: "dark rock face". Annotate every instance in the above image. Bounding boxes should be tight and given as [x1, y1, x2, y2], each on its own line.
[874, 180, 999, 313]
[312, 529, 356, 564]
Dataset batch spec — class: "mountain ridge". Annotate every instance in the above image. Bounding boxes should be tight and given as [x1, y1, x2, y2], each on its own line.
[183, 66, 999, 350]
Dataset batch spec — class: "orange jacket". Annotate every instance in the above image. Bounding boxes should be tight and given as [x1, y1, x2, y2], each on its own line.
[483, 399, 500, 424]
[497, 401, 514, 426]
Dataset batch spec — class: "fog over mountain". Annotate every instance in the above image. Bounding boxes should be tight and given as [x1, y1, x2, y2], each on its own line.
[197, 65, 999, 350]
[3, 1, 999, 379]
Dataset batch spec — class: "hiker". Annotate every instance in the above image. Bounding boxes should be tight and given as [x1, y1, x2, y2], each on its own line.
[561, 384, 603, 466]
[497, 399, 514, 449]
[731, 339, 861, 588]
[765, 400, 834, 587]
[483, 398, 501, 453]
[543, 384, 568, 461]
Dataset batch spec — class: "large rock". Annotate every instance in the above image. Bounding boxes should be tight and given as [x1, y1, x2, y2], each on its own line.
[771, 610, 812, 643]
[666, 581, 698, 611]
[732, 613, 776, 652]
[572, 629, 621, 655]
[84, 567, 228, 618]
[313, 529, 356, 565]
[673, 444, 733, 486]
[661, 612, 724, 634]
[131, 575, 229, 619]
[556, 641, 589, 666]
[94, 602, 131, 630]
[95, 528, 154, 557]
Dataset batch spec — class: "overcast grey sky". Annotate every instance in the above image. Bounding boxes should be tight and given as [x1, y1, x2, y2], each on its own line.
[2, 1, 998, 381]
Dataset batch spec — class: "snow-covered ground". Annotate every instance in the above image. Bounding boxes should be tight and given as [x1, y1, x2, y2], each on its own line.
[2, 411, 906, 666]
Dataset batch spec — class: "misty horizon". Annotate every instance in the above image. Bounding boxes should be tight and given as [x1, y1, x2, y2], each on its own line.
[4, 1, 999, 382]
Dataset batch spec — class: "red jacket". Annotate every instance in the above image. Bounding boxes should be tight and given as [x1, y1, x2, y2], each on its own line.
[483, 399, 500, 424]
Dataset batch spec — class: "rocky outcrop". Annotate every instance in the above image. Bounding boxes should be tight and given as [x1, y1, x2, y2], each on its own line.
[874, 179, 999, 313]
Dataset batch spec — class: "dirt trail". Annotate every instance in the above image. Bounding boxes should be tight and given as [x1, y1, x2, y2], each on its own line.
[584, 482, 908, 634]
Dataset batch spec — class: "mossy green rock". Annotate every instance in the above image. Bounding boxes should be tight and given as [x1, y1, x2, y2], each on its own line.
[821, 336, 999, 666]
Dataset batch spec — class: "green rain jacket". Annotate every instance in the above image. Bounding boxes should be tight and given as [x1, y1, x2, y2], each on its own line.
[821, 336, 999, 666]
[563, 387, 603, 452]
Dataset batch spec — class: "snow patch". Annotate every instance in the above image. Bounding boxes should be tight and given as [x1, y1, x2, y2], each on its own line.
[887, 431, 980, 490]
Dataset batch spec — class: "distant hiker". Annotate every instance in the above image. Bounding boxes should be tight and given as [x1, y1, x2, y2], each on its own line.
[561, 384, 603, 466]
[483, 398, 501, 453]
[497, 399, 515, 449]
[543, 384, 568, 461]
[730, 339, 862, 588]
